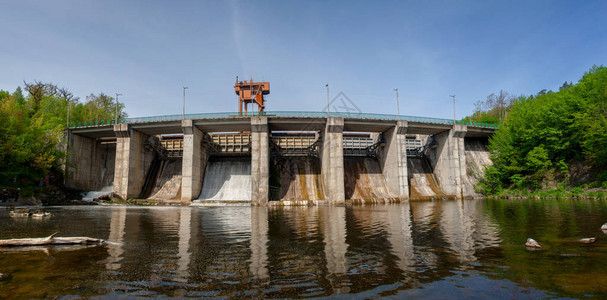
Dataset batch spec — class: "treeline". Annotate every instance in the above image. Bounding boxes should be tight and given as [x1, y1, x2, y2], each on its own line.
[472, 66, 607, 194]
[463, 90, 517, 125]
[0, 82, 126, 188]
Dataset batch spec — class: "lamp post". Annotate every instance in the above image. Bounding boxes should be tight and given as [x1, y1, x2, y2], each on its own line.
[115, 93, 122, 124]
[183, 86, 189, 120]
[450, 95, 456, 125]
[325, 83, 330, 117]
[394, 88, 400, 119]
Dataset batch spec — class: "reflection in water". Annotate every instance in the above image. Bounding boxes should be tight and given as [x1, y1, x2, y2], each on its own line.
[321, 206, 348, 276]
[106, 206, 126, 270]
[386, 204, 414, 272]
[249, 207, 269, 279]
[1, 200, 607, 298]
[440, 200, 477, 263]
[410, 201, 440, 268]
[175, 207, 192, 282]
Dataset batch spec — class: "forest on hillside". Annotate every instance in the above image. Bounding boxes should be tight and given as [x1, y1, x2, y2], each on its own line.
[0, 82, 126, 190]
[465, 66, 607, 196]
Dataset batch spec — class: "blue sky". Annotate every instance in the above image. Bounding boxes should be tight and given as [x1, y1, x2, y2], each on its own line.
[1, 0, 606, 119]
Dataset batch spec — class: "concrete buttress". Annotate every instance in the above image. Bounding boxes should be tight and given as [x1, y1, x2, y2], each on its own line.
[427, 124, 467, 199]
[251, 116, 269, 205]
[113, 123, 148, 199]
[320, 117, 345, 203]
[378, 120, 409, 200]
[181, 119, 209, 204]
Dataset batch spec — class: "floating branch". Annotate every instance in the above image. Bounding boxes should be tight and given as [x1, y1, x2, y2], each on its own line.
[0, 233, 106, 247]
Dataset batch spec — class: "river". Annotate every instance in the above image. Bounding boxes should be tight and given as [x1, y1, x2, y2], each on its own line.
[1, 199, 606, 298]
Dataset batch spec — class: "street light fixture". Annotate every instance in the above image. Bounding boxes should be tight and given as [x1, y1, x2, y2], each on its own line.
[394, 88, 400, 119]
[115, 93, 122, 124]
[183, 86, 189, 120]
[325, 84, 330, 117]
[450, 95, 456, 125]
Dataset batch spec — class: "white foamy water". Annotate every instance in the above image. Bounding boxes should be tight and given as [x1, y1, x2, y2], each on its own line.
[197, 159, 251, 201]
[82, 186, 113, 201]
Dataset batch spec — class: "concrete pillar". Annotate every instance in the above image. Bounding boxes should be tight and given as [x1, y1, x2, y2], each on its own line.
[181, 120, 208, 204]
[428, 124, 467, 199]
[113, 123, 148, 199]
[378, 120, 409, 200]
[320, 117, 345, 202]
[251, 116, 269, 205]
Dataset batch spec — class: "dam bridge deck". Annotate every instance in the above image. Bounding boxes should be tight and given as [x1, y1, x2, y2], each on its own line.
[69, 111, 497, 139]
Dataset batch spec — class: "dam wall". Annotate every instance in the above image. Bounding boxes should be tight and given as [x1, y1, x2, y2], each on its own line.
[69, 116, 495, 204]
[67, 134, 115, 191]
[461, 138, 492, 198]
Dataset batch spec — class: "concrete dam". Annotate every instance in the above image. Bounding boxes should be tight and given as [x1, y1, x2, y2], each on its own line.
[66, 112, 496, 205]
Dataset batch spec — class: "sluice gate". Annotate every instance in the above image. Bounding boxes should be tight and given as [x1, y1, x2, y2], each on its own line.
[210, 133, 251, 154]
[271, 133, 319, 156]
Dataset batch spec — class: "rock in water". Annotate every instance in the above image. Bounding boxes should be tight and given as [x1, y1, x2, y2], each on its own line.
[578, 237, 596, 244]
[601, 223, 607, 230]
[525, 238, 541, 248]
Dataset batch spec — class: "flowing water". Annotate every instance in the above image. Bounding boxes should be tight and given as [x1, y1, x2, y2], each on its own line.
[197, 157, 251, 201]
[81, 186, 114, 201]
[1, 199, 607, 298]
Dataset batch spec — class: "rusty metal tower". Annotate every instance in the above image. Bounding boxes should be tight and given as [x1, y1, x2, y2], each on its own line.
[234, 77, 270, 116]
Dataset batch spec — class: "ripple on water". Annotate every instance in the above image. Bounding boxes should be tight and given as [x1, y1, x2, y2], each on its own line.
[0, 200, 607, 298]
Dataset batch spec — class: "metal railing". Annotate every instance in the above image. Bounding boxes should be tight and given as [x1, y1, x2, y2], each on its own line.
[68, 111, 500, 129]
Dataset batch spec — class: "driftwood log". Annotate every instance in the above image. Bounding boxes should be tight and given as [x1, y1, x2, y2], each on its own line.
[0, 233, 106, 247]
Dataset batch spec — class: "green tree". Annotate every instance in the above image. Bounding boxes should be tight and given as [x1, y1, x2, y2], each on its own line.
[481, 65, 607, 193]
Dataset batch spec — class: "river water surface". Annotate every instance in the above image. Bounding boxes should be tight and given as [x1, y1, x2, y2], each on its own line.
[1, 199, 607, 298]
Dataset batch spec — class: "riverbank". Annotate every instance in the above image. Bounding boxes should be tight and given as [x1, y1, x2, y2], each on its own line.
[487, 187, 607, 200]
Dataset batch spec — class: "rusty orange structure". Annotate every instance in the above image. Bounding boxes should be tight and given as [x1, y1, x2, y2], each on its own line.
[234, 77, 270, 116]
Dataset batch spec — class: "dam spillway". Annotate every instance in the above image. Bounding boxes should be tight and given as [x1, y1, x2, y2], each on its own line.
[344, 157, 395, 202]
[197, 157, 252, 202]
[407, 157, 445, 200]
[147, 159, 183, 201]
[270, 157, 324, 201]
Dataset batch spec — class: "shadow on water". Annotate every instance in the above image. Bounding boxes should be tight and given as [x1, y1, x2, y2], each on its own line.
[0, 199, 606, 298]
